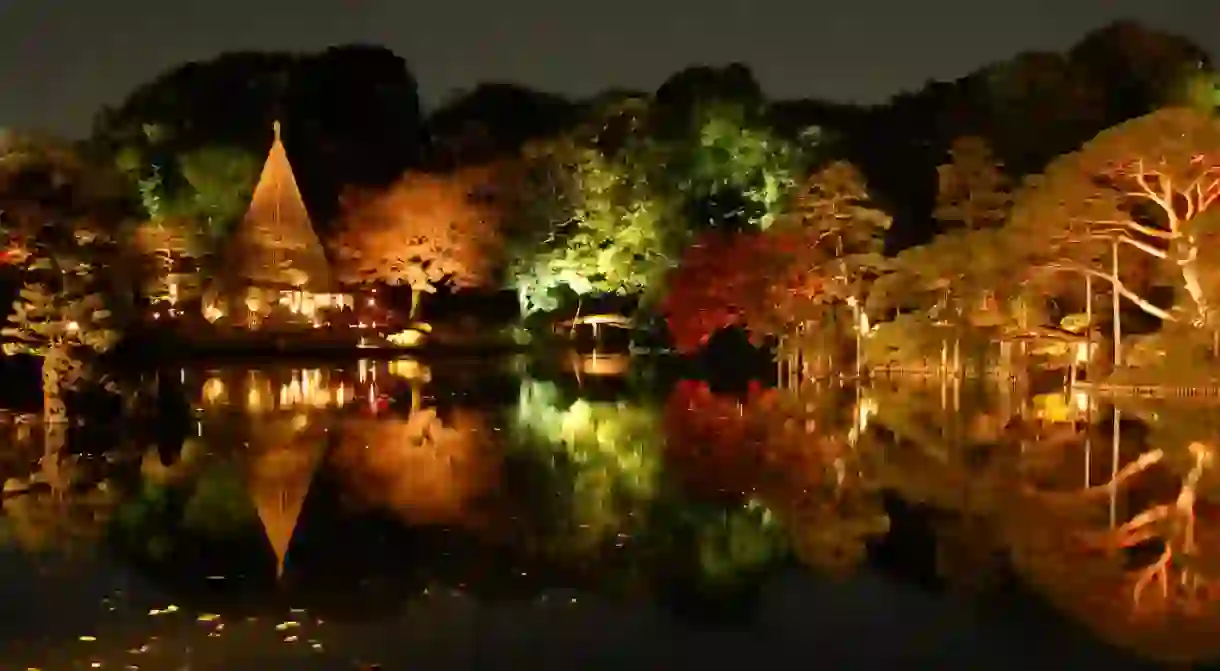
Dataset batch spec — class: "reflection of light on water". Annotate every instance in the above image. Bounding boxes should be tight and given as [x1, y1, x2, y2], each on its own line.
[275, 370, 340, 409]
[569, 353, 630, 377]
[1032, 393, 1082, 423]
[202, 378, 226, 404]
[358, 359, 368, 384]
[388, 358, 431, 381]
[203, 370, 372, 411]
[1073, 390, 1091, 414]
[387, 329, 425, 347]
[1075, 342, 1095, 364]
[848, 395, 878, 445]
[561, 399, 592, 443]
[857, 396, 877, 432]
[246, 387, 262, 412]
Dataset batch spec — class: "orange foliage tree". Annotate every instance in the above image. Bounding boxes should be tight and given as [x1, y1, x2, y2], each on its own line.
[1010, 108, 1220, 329]
[330, 165, 506, 319]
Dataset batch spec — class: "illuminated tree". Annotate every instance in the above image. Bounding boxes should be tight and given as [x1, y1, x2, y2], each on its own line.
[658, 232, 788, 353]
[934, 136, 1011, 231]
[508, 117, 680, 315]
[764, 162, 891, 374]
[1009, 108, 1220, 333]
[116, 128, 260, 254]
[1167, 66, 1220, 112]
[666, 101, 809, 231]
[0, 135, 124, 431]
[332, 166, 504, 319]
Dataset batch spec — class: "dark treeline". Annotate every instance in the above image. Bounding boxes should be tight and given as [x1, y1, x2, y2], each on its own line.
[84, 20, 1211, 244]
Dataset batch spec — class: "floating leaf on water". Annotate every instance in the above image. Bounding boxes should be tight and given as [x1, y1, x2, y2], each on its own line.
[197, 614, 220, 622]
[275, 621, 300, 631]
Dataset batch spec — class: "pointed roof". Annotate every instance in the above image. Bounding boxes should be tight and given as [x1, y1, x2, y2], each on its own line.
[227, 120, 333, 291]
[246, 438, 325, 579]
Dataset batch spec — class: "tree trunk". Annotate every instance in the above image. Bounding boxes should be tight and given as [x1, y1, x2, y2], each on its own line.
[1085, 274, 1093, 380]
[1112, 241, 1122, 368]
[409, 289, 422, 322]
[41, 345, 70, 495]
[42, 346, 68, 426]
[853, 303, 862, 380]
[1178, 241, 1209, 324]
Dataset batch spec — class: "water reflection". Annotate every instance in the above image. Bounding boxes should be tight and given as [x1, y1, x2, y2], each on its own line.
[332, 408, 499, 528]
[5, 361, 1220, 666]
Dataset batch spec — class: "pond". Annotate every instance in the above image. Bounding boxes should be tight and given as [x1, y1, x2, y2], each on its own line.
[0, 356, 1211, 669]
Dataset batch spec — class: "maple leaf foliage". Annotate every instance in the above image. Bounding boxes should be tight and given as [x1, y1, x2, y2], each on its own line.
[332, 166, 504, 294]
[659, 230, 789, 353]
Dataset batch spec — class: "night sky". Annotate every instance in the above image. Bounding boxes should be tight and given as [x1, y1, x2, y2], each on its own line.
[0, 0, 1216, 138]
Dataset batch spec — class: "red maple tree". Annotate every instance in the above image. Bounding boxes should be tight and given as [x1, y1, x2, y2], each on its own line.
[659, 231, 792, 353]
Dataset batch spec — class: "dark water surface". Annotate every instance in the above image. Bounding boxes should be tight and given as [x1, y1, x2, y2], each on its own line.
[0, 357, 1212, 669]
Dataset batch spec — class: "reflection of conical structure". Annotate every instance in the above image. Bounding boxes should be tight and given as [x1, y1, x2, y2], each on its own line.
[245, 425, 326, 579]
[227, 120, 332, 291]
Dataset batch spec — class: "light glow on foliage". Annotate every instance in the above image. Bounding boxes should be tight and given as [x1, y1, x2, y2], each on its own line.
[510, 146, 676, 315]
[691, 104, 808, 230]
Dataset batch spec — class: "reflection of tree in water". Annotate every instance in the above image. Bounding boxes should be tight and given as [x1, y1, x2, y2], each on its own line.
[0, 476, 118, 555]
[0, 423, 120, 555]
[864, 382, 1023, 591]
[329, 407, 499, 528]
[1007, 402, 1220, 663]
[111, 413, 326, 581]
[509, 379, 663, 557]
[511, 378, 789, 607]
[662, 380, 888, 577]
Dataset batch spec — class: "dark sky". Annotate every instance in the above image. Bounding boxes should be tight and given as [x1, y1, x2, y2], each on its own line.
[0, 0, 1215, 138]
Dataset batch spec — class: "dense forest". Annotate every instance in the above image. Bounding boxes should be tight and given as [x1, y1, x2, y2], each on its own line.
[1, 20, 1219, 398]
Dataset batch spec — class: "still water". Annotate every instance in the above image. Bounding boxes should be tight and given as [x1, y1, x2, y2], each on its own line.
[0, 356, 1214, 669]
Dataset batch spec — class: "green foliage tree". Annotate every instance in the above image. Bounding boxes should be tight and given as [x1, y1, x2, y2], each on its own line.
[662, 101, 810, 231]
[508, 101, 683, 315]
[118, 129, 259, 256]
